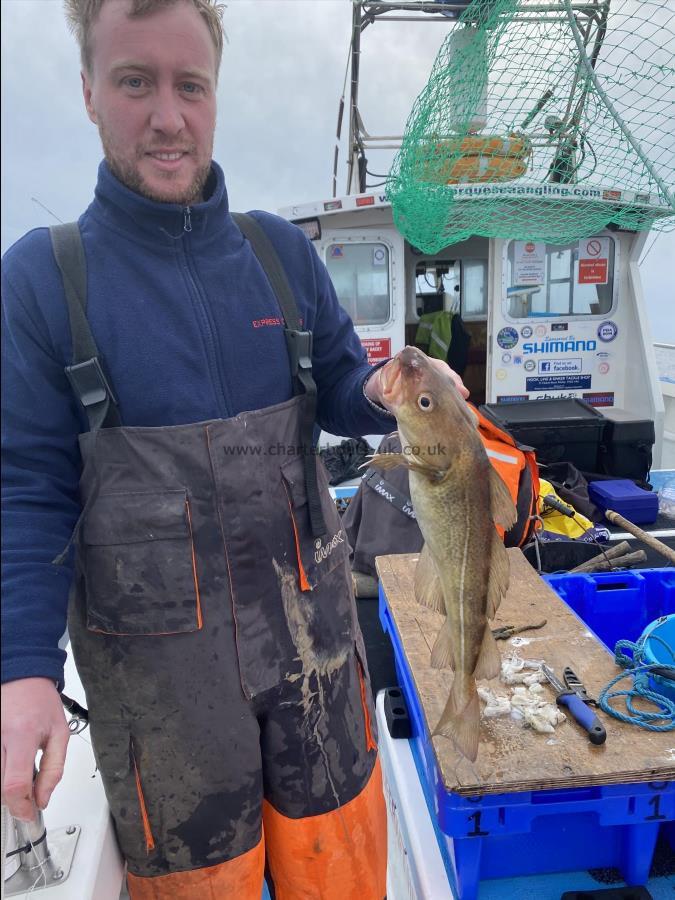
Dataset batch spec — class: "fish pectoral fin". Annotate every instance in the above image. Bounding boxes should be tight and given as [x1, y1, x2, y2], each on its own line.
[362, 452, 406, 470]
[473, 625, 502, 681]
[433, 672, 480, 762]
[486, 532, 510, 618]
[430, 618, 455, 669]
[489, 466, 518, 530]
[414, 544, 445, 614]
[366, 452, 438, 477]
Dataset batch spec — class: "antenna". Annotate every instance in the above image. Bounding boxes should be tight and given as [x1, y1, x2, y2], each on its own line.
[31, 197, 64, 225]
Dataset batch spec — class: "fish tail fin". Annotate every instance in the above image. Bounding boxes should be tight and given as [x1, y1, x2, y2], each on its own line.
[474, 624, 502, 681]
[433, 672, 480, 762]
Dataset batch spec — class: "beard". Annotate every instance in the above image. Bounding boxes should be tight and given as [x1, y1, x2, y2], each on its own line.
[98, 120, 213, 206]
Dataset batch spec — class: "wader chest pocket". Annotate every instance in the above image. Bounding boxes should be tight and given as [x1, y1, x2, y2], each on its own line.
[82, 490, 202, 636]
[281, 459, 349, 590]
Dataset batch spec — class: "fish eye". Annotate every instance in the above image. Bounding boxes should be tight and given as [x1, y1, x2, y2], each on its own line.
[418, 393, 434, 411]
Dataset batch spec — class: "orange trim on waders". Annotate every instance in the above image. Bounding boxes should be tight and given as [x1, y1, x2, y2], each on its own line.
[282, 482, 311, 592]
[184, 499, 203, 629]
[263, 757, 386, 900]
[357, 658, 377, 752]
[126, 833, 265, 899]
[131, 744, 155, 854]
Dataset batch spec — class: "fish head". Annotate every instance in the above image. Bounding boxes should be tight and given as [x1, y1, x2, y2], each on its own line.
[381, 346, 477, 475]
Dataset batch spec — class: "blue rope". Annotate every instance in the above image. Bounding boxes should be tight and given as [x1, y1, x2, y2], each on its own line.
[597, 630, 675, 732]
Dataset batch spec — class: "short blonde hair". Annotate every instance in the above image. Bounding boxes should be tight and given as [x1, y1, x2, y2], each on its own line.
[64, 0, 226, 77]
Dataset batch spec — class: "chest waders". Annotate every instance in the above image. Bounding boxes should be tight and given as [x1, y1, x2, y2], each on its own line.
[49, 216, 386, 900]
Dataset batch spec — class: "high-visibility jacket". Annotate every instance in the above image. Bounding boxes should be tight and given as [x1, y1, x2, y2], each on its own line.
[414, 311, 439, 350]
[473, 405, 540, 547]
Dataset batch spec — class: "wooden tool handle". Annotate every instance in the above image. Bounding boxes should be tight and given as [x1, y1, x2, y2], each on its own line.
[570, 541, 632, 573]
[572, 549, 647, 573]
[604, 509, 675, 565]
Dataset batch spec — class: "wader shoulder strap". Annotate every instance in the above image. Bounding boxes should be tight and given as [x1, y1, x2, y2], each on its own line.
[363, 468, 416, 520]
[232, 212, 326, 537]
[49, 223, 121, 431]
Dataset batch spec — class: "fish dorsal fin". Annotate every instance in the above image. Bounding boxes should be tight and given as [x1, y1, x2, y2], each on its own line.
[473, 624, 502, 681]
[414, 544, 445, 614]
[486, 532, 510, 619]
[430, 618, 456, 669]
[489, 466, 518, 530]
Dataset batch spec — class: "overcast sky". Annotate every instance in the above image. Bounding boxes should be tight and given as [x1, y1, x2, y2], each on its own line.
[2, 0, 673, 342]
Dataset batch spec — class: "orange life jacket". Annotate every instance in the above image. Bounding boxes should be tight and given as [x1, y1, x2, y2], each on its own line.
[473, 405, 540, 547]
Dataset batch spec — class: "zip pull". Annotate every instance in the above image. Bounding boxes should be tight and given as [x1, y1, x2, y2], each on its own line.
[183, 207, 192, 233]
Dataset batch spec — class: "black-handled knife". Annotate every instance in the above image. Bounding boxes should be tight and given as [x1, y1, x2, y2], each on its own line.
[542, 665, 607, 745]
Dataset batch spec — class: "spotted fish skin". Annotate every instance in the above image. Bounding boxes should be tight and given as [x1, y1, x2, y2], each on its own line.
[370, 347, 516, 761]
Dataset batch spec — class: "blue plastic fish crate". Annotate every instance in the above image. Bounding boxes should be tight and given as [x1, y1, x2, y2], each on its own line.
[543, 568, 675, 655]
[378, 581, 675, 900]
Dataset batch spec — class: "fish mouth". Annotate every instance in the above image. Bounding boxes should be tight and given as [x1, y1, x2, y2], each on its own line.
[384, 347, 426, 396]
[398, 346, 426, 371]
[381, 357, 403, 400]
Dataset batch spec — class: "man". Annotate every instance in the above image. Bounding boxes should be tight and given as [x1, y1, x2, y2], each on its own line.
[1, 1, 467, 896]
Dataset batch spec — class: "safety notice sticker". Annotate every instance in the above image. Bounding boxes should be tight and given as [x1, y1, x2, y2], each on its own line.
[361, 337, 391, 365]
[513, 241, 546, 285]
[526, 375, 592, 391]
[578, 237, 610, 285]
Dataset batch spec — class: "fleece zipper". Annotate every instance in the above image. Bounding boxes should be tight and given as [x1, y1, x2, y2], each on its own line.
[179, 206, 233, 418]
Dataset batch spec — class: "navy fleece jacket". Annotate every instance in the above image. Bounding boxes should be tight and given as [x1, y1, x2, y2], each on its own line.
[1, 160, 393, 686]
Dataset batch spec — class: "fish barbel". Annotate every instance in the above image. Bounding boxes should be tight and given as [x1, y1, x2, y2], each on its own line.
[370, 347, 517, 761]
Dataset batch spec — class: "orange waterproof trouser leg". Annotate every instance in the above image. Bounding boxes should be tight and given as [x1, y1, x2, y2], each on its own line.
[126, 832, 265, 899]
[118, 651, 385, 899]
[264, 756, 387, 900]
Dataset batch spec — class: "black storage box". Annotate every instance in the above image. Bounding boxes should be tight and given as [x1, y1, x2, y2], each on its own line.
[597, 407, 654, 482]
[480, 398, 605, 471]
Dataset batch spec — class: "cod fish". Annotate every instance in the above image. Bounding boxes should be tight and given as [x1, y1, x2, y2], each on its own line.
[371, 347, 517, 761]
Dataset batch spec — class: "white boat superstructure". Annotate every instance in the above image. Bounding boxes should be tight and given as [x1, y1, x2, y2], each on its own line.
[280, 0, 674, 464]
[655, 343, 675, 468]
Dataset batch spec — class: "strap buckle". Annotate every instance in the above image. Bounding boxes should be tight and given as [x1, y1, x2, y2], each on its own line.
[284, 329, 313, 378]
[65, 357, 118, 409]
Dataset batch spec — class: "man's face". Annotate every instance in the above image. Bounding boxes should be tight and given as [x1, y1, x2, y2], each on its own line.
[83, 0, 217, 205]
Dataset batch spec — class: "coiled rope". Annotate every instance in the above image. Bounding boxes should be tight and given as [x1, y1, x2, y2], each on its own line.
[598, 627, 675, 731]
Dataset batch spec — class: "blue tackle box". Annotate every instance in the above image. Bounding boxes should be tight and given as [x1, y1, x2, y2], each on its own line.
[379, 569, 675, 900]
[543, 568, 675, 658]
[588, 478, 659, 524]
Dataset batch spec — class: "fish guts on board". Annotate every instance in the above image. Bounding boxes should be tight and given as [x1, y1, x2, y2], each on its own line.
[370, 347, 517, 761]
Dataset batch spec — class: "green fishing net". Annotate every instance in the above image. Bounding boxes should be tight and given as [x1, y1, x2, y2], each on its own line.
[387, 0, 675, 251]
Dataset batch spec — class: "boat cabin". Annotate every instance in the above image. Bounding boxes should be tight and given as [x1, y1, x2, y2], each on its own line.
[278, 191, 667, 465]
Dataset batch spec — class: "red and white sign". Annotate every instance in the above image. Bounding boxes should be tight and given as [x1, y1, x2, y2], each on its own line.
[513, 241, 546, 285]
[578, 237, 610, 285]
[361, 337, 391, 365]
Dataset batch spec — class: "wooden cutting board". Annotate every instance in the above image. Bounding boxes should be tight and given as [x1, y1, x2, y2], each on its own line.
[375, 548, 675, 796]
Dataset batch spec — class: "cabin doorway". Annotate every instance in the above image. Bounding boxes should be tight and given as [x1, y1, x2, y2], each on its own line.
[406, 241, 489, 406]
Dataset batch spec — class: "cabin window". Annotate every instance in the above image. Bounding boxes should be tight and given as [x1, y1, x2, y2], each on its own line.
[325, 242, 391, 326]
[505, 237, 615, 319]
[414, 259, 487, 320]
[461, 260, 488, 319]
